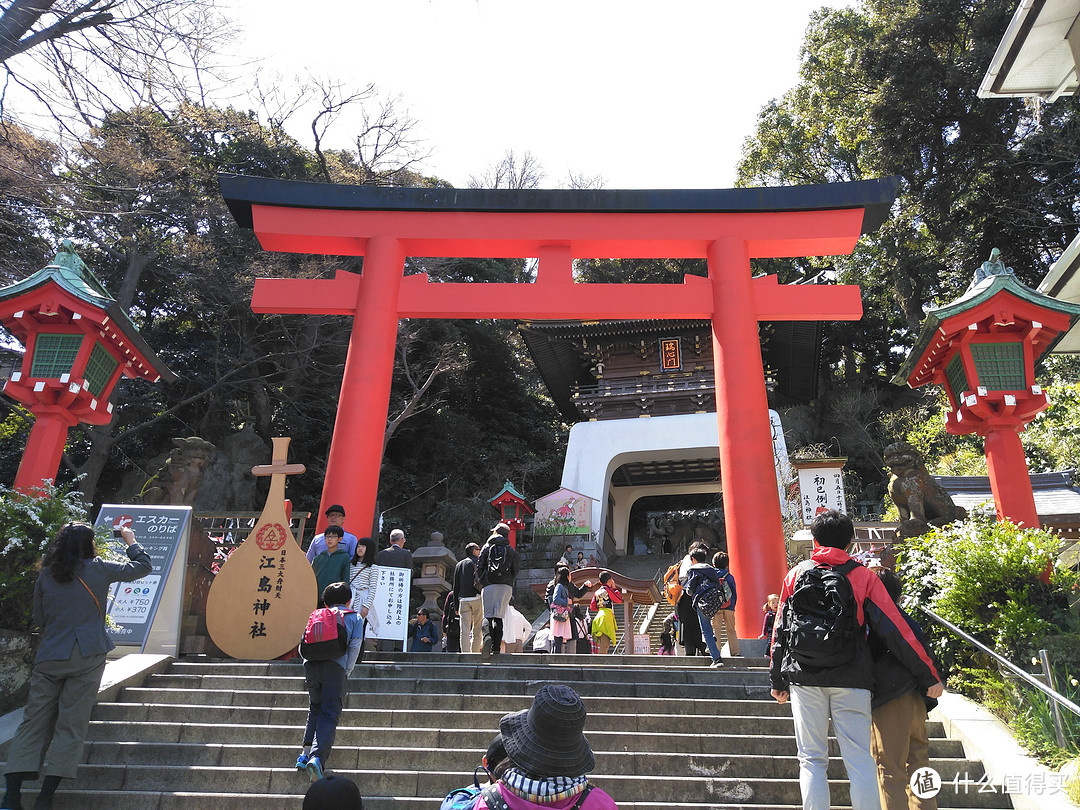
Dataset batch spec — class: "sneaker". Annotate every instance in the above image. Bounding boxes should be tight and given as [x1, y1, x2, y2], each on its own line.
[305, 755, 323, 782]
[710, 659, 725, 668]
[294, 753, 309, 771]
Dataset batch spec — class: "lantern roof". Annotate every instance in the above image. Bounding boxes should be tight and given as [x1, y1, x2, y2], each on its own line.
[893, 250, 1080, 388]
[489, 480, 533, 513]
[0, 241, 176, 382]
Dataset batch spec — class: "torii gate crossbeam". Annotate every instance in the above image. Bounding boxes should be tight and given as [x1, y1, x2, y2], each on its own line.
[221, 175, 899, 638]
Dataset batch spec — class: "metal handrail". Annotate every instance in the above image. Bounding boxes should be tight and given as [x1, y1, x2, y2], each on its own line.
[922, 607, 1080, 721]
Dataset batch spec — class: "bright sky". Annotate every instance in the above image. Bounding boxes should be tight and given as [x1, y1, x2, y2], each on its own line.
[227, 0, 853, 190]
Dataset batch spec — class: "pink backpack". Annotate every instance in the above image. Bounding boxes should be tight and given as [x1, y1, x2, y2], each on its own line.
[299, 606, 354, 661]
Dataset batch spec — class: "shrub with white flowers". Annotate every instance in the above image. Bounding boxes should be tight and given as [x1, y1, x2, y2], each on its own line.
[0, 481, 105, 633]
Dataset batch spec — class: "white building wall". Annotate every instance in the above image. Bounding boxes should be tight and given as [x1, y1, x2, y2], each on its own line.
[560, 412, 790, 555]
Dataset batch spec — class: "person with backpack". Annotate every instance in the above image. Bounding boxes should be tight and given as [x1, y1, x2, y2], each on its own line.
[297, 581, 365, 782]
[439, 733, 512, 810]
[674, 541, 709, 656]
[769, 510, 943, 810]
[681, 547, 726, 668]
[476, 523, 520, 657]
[710, 551, 739, 657]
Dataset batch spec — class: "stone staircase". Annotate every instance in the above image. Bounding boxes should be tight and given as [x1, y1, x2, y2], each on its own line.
[5, 653, 1012, 809]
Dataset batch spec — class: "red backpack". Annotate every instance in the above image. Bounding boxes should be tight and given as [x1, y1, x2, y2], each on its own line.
[299, 606, 354, 661]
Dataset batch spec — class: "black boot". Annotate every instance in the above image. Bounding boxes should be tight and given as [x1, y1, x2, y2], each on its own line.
[481, 619, 493, 657]
[489, 618, 504, 654]
[2, 772, 27, 810]
[33, 777, 60, 810]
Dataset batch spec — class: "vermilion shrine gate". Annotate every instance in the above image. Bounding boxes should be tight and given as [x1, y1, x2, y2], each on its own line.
[220, 174, 899, 638]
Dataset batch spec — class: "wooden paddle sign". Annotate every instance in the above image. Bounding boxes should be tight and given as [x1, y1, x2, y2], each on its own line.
[206, 437, 318, 659]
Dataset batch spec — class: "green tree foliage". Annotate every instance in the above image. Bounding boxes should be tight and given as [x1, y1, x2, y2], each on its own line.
[0, 100, 567, 553]
[736, 0, 1080, 504]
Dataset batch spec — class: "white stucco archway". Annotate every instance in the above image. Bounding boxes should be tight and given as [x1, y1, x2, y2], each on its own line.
[560, 412, 791, 556]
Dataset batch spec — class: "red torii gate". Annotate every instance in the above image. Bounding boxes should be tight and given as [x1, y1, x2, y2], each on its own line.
[220, 175, 899, 638]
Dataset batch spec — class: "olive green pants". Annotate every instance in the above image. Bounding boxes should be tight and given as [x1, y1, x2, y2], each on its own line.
[4, 646, 107, 780]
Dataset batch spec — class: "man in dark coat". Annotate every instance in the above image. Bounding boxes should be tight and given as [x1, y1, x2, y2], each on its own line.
[452, 542, 483, 653]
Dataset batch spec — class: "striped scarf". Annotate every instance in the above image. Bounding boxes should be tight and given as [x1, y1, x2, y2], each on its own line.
[500, 768, 588, 804]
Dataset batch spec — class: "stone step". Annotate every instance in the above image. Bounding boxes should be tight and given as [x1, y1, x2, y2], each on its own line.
[4, 654, 1013, 809]
[85, 721, 965, 758]
[90, 702, 808, 736]
[164, 660, 773, 678]
[80, 741, 982, 777]
[139, 676, 772, 702]
[28, 766, 1014, 808]
[118, 687, 797, 716]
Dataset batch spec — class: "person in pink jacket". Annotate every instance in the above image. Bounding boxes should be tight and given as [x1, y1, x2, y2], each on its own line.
[471, 685, 618, 810]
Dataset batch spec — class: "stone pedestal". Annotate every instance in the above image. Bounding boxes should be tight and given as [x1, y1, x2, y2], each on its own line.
[412, 531, 457, 617]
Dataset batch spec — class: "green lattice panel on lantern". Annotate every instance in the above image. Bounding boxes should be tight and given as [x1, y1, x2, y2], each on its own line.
[30, 333, 83, 378]
[970, 342, 1025, 390]
[83, 341, 119, 396]
[944, 353, 969, 399]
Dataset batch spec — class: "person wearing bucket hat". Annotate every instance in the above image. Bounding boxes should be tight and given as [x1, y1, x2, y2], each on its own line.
[303, 773, 363, 809]
[472, 685, 618, 810]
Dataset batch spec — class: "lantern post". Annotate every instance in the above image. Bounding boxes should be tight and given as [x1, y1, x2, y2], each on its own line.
[894, 250, 1080, 526]
[0, 242, 175, 491]
[488, 480, 534, 550]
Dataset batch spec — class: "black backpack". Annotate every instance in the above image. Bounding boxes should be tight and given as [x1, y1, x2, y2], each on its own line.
[782, 560, 860, 668]
[687, 567, 733, 618]
[486, 543, 510, 577]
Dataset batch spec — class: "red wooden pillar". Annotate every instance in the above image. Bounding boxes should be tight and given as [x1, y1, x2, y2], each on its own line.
[707, 238, 789, 639]
[317, 236, 405, 535]
[13, 408, 79, 492]
[984, 426, 1040, 527]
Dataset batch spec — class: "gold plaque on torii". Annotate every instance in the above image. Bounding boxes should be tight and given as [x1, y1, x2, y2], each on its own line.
[205, 437, 317, 659]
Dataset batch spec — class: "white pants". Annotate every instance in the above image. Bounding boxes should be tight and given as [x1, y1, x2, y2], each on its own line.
[790, 684, 881, 810]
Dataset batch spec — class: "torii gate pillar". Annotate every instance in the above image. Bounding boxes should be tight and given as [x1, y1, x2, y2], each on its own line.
[323, 235, 404, 531]
[221, 174, 900, 639]
[709, 238, 789, 609]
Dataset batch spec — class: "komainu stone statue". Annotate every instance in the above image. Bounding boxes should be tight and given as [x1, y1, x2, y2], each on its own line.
[139, 437, 216, 505]
[884, 441, 967, 538]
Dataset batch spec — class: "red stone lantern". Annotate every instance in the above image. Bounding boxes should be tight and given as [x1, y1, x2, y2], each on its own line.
[489, 480, 535, 549]
[0, 242, 175, 491]
[894, 250, 1080, 527]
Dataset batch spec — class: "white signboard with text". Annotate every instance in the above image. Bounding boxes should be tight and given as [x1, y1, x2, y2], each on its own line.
[797, 467, 848, 525]
[366, 566, 411, 643]
[96, 504, 191, 656]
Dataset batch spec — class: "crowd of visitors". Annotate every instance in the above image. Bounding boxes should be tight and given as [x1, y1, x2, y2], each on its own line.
[2, 509, 945, 810]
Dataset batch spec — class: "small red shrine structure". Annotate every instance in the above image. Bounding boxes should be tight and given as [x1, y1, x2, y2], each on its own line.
[489, 480, 534, 549]
[894, 249, 1080, 527]
[220, 174, 898, 638]
[0, 242, 175, 492]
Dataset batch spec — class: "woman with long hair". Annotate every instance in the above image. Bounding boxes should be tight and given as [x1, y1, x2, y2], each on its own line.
[3, 522, 151, 810]
[348, 537, 378, 639]
[549, 567, 574, 654]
